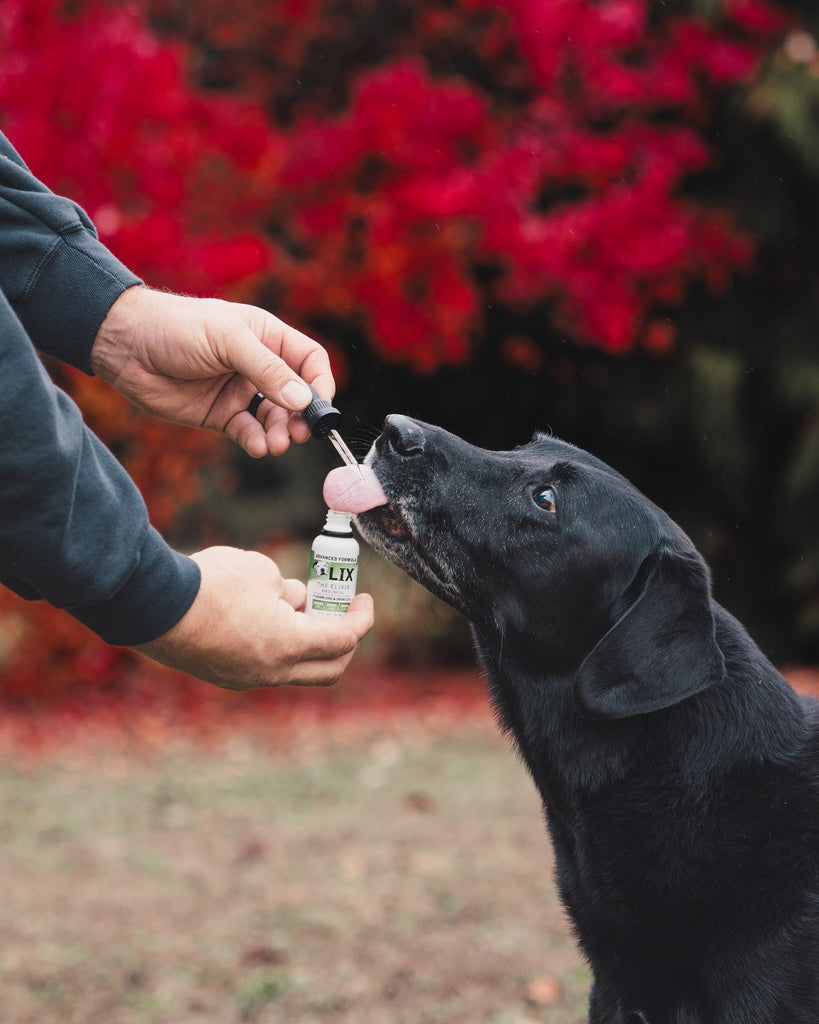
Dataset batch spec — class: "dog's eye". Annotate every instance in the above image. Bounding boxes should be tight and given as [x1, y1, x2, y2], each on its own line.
[533, 486, 557, 513]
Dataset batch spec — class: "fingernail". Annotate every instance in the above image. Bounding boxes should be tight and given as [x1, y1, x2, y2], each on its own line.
[281, 379, 313, 408]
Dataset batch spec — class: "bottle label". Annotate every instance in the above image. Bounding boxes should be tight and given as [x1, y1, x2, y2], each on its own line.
[307, 553, 358, 617]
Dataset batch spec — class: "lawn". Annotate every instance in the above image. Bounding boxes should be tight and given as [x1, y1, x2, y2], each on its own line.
[0, 701, 590, 1024]
[4, 661, 816, 1024]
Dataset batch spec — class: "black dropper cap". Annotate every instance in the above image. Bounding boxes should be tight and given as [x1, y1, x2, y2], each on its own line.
[303, 384, 342, 440]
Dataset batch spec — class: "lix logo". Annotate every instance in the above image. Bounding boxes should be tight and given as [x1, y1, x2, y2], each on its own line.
[313, 560, 354, 582]
[329, 566, 355, 582]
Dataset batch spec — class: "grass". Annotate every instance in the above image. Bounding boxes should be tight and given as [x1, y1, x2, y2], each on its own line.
[0, 714, 590, 1024]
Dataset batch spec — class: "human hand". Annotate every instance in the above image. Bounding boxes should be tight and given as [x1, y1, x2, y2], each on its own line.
[91, 286, 334, 457]
[134, 546, 374, 689]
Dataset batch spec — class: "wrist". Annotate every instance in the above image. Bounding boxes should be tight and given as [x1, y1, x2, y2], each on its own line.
[90, 283, 147, 382]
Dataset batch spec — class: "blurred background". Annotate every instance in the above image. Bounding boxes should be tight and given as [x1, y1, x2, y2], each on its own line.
[5, 4, 819, 1022]
[2, 0, 819, 708]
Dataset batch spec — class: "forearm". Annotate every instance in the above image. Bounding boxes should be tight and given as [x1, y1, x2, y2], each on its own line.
[0, 294, 200, 645]
[0, 131, 141, 372]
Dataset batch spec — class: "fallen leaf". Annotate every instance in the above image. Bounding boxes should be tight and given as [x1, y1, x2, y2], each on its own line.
[525, 974, 562, 1005]
[240, 945, 287, 967]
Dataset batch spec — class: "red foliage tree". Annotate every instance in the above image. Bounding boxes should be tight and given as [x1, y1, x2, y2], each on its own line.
[0, 0, 788, 709]
[0, 0, 281, 703]
[150, 0, 785, 368]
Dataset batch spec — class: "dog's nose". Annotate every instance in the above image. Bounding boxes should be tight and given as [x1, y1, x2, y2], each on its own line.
[378, 415, 425, 458]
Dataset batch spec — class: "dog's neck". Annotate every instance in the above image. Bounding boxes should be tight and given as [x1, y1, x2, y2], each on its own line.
[473, 607, 807, 836]
[473, 630, 643, 830]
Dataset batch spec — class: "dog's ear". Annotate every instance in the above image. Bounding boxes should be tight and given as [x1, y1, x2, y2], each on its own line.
[574, 548, 725, 719]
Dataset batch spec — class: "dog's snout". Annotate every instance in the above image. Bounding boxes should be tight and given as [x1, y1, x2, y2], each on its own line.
[378, 414, 426, 458]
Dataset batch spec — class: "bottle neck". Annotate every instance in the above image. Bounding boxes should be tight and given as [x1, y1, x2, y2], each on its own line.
[321, 526, 353, 538]
[323, 509, 354, 535]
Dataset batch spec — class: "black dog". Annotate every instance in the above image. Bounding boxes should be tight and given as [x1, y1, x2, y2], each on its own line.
[349, 415, 819, 1023]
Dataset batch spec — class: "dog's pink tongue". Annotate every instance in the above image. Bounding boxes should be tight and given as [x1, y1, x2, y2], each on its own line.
[323, 464, 388, 514]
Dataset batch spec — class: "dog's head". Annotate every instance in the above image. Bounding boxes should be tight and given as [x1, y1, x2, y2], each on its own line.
[328, 415, 725, 719]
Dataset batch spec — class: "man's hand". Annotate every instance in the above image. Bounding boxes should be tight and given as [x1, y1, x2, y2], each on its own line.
[91, 286, 334, 457]
[134, 546, 374, 689]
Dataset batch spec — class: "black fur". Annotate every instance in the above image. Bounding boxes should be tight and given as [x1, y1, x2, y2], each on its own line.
[354, 415, 819, 1024]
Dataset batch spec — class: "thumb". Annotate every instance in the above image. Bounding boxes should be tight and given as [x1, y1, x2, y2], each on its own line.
[340, 593, 375, 642]
[300, 593, 375, 655]
[253, 354, 314, 412]
[225, 323, 315, 412]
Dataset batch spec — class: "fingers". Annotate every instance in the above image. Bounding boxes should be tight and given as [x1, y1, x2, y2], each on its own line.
[282, 577, 307, 611]
[283, 594, 375, 687]
[135, 545, 374, 692]
[254, 313, 335, 401]
[255, 400, 312, 451]
[205, 304, 337, 456]
[229, 410, 272, 458]
[300, 593, 375, 655]
[224, 396, 311, 457]
[341, 592, 376, 640]
[226, 312, 334, 408]
[241, 345, 314, 415]
[216, 593, 373, 690]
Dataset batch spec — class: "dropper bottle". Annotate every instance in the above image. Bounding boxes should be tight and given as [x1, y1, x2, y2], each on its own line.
[250, 384, 363, 472]
[303, 386, 363, 476]
[289, 385, 362, 615]
[305, 509, 359, 618]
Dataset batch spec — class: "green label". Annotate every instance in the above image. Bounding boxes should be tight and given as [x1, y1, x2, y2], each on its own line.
[308, 597, 351, 614]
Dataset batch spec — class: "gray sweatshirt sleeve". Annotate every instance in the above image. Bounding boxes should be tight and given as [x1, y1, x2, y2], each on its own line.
[0, 132, 143, 372]
[0, 133, 201, 645]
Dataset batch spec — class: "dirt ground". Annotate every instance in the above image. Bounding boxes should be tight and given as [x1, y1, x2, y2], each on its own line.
[3, 666, 817, 1024]
[0, 709, 590, 1024]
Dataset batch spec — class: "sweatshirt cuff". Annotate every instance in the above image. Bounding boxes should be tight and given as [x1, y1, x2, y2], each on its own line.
[68, 527, 201, 647]
[20, 228, 142, 374]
